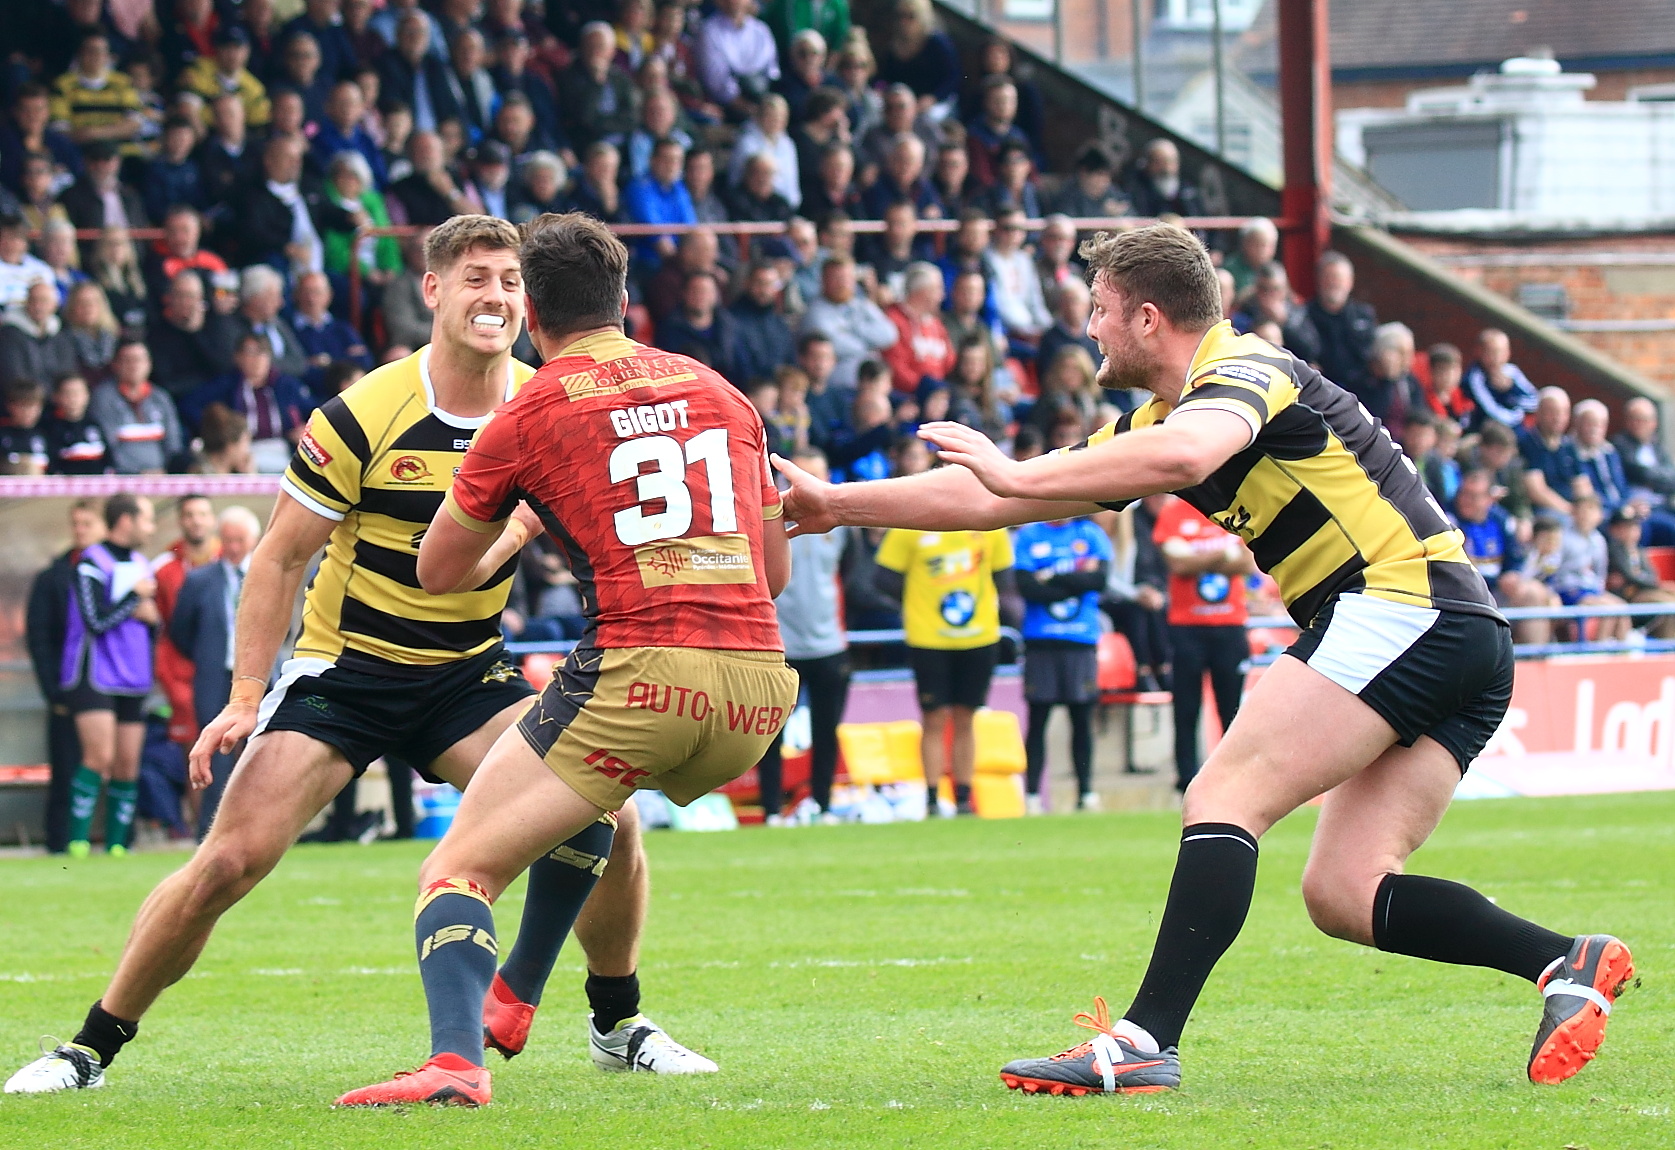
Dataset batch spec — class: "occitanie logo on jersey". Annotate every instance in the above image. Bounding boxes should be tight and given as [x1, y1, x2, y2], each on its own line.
[389, 455, 433, 483]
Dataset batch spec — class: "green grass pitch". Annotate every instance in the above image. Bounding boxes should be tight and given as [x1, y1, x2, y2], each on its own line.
[1, 792, 1672, 1150]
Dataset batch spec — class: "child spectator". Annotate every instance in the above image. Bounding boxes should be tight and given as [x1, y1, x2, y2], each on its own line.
[1401, 410, 1459, 507]
[41, 374, 108, 475]
[1604, 504, 1675, 638]
[0, 378, 50, 475]
[758, 446, 852, 822]
[1420, 342, 1473, 427]
[1465, 327, 1539, 432]
[1523, 501, 1629, 642]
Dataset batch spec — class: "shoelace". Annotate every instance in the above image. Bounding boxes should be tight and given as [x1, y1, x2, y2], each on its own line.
[1050, 995, 1119, 1061]
[37, 1038, 99, 1087]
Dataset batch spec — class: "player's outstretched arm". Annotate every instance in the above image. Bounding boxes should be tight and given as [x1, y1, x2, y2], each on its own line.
[188, 493, 337, 788]
[772, 453, 1099, 536]
[917, 408, 1252, 507]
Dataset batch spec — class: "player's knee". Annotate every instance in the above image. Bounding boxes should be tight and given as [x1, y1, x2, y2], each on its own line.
[186, 836, 282, 911]
[1300, 864, 1377, 944]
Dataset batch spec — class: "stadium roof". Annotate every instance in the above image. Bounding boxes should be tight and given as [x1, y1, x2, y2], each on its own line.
[1241, 0, 1675, 81]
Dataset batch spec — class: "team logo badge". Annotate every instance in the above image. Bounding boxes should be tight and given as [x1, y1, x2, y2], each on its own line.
[940, 590, 976, 627]
[390, 455, 432, 483]
[1048, 597, 1079, 621]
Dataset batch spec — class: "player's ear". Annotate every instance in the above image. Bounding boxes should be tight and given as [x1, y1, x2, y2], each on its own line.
[618, 289, 629, 323]
[421, 270, 440, 310]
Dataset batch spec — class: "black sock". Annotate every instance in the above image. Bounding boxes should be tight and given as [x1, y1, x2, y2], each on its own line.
[953, 783, 972, 806]
[1372, 873, 1574, 983]
[1124, 823, 1259, 1049]
[586, 971, 641, 1032]
[415, 879, 499, 1065]
[496, 816, 616, 1006]
[72, 1001, 138, 1067]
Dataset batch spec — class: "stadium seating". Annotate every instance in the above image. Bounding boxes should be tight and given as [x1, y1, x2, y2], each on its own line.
[1096, 632, 1172, 773]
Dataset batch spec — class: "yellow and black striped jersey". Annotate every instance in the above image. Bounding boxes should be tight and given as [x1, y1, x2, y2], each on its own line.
[1075, 321, 1500, 627]
[49, 71, 144, 145]
[281, 348, 536, 669]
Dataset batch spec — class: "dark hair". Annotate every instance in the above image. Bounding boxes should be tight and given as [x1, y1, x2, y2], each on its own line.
[177, 492, 213, 513]
[1012, 424, 1044, 457]
[1403, 408, 1436, 431]
[805, 87, 847, 122]
[235, 331, 270, 355]
[1075, 143, 1113, 173]
[981, 73, 1016, 95]
[321, 360, 364, 394]
[13, 83, 49, 105]
[1428, 342, 1462, 367]
[519, 212, 629, 336]
[104, 491, 142, 530]
[1478, 421, 1516, 449]
[163, 115, 196, 134]
[3, 378, 45, 407]
[958, 205, 992, 224]
[1079, 224, 1223, 331]
[652, 134, 685, 155]
[856, 358, 888, 386]
[797, 331, 833, 354]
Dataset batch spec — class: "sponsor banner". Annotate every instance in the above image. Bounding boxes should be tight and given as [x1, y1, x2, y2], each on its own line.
[1464, 656, 1675, 798]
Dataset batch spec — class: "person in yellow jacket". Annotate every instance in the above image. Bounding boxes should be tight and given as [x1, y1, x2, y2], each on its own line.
[50, 33, 147, 154]
[179, 27, 272, 132]
[874, 441, 1019, 815]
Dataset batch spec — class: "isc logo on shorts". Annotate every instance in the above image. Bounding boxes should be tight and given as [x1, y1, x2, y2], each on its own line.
[585, 748, 651, 788]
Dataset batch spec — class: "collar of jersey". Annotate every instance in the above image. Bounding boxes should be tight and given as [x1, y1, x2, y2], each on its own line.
[417, 346, 518, 429]
[1185, 319, 1239, 386]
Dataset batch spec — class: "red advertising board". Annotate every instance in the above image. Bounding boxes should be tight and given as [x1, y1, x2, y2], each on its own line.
[1465, 656, 1675, 797]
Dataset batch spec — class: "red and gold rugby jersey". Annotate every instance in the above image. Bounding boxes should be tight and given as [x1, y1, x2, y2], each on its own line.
[446, 330, 784, 651]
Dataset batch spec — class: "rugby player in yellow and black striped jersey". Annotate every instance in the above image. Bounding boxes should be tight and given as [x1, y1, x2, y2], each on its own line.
[776, 225, 1631, 1096]
[3, 217, 717, 1099]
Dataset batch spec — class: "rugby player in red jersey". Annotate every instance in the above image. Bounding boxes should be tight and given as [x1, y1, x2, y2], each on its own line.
[337, 213, 797, 1107]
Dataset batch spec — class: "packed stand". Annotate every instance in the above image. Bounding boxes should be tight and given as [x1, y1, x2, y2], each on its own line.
[5, 0, 1655, 830]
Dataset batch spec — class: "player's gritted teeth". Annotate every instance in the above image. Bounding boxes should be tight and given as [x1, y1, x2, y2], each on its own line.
[471, 314, 508, 331]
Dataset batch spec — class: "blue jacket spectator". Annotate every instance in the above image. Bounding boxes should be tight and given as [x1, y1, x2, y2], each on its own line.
[141, 118, 206, 222]
[1464, 329, 1539, 432]
[312, 83, 389, 190]
[1518, 388, 1583, 514]
[1571, 399, 1629, 515]
[290, 271, 371, 394]
[282, 4, 358, 91]
[624, 140, 697, 268]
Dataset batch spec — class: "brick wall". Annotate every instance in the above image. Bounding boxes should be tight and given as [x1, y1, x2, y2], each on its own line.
[1334, 67, 1675, 112]
[1399, 233, 1675, 390]
[1333, 226, 1662, 424]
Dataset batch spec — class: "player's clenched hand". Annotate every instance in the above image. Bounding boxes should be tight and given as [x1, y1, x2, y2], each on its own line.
[511, 501, 543, 542]
[188, 703, 255, 790]
[771, 453, 839, 537]
[917, 422, 1025, 498]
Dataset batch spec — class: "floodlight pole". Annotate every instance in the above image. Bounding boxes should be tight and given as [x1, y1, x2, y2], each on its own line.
[1130, 0, 1147, 112]
[1278, 0, 1332, 299]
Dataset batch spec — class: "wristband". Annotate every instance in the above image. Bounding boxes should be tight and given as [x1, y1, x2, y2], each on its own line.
[230, 676, 266, 709]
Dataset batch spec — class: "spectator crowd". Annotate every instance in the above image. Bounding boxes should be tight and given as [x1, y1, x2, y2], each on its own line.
[10, 0, 1675, 836]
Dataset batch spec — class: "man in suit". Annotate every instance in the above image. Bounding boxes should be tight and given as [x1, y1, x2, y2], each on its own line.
[168, 505, 261, 836]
